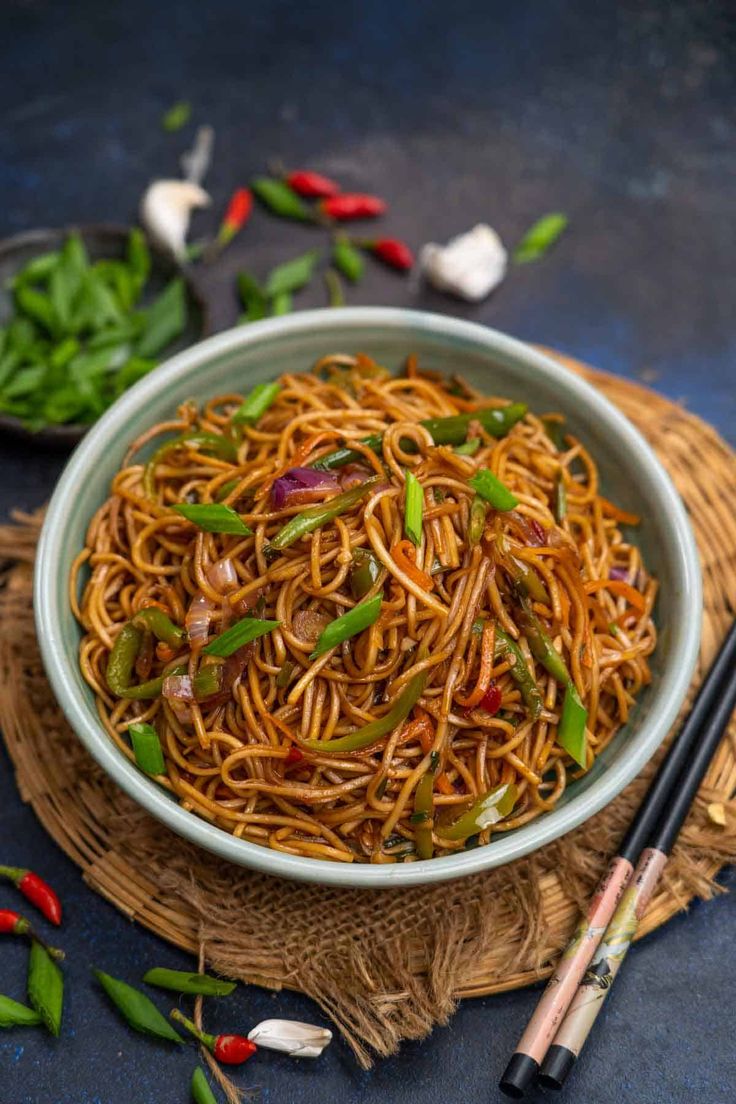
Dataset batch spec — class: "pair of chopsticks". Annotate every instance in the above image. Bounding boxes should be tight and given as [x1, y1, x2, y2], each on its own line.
[499, 618, 736, 1098]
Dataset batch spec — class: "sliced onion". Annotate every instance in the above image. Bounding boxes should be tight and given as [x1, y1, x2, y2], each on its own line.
[162, 674, 195, 701]
[609, 565, 630, 582]
[271, 467, 339, 509]
[207, 557, 238, 594]
[186, 592, 214, 646]
[339, 464, 374, 491]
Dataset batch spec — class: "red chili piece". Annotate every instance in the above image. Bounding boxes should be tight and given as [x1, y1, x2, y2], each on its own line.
[284, 747, 304, 766]
[0, 908, 65, 959]
[370, 238, 414, 271]
[320, 194, 387, 221]
[214, 1034, 258, 1064]
[286, 170, 340, 198]
[479, 684, 502, 715]
[0, 865, 62, 926]
[216, 187, 253, 247]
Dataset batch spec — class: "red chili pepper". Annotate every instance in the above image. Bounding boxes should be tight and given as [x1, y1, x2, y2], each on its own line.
[286, 170, 340, 198]
[216, 187, 253, 248]
[170, 1009, 257, 1065]
[369, 238, 414, 271]
[478, 684, 502, 715]
[0, 908, 65, 959]
[0, 865, 62, 926]
[284, 746, 304, 766]
[320, 194, 387, 221]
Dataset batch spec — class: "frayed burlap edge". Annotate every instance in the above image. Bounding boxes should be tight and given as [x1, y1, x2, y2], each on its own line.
[1, 357, 734, 1068]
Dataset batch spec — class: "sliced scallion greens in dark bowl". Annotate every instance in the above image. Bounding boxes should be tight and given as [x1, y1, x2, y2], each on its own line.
[0, 224, 208, 447]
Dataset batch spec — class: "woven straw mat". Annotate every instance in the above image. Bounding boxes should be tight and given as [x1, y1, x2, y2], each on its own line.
[0, 352, 734, 1069]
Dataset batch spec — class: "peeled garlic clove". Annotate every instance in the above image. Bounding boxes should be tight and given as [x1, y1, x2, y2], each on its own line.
[420, 223, 507, 302]
[140, 179, 211, 260]
[247, 1019, 333, 1058]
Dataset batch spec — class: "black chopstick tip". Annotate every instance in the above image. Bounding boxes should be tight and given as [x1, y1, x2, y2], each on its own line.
[537, 1044, 576, 1089]
[498, 1053, 539, 1098]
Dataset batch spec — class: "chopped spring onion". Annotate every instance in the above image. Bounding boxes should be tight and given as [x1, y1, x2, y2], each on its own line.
[171, 503, 252, 535]
[468, 468, 518, 511]
[558, 683, 588, 768]
[232, 381, 281, 425]
[455, 438, 481, 456]
[202, 616, 281, 657]
[128, 722, 166, 775]
[403, 470, 424, 546]
[310, 593, 382, 658]
[513, 213, 568, 264]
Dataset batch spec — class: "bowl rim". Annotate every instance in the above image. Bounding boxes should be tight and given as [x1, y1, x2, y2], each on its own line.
[35, 307, 702, 887]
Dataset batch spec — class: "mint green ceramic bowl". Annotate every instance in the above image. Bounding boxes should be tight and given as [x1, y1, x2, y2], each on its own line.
[35, 308, 702, 887]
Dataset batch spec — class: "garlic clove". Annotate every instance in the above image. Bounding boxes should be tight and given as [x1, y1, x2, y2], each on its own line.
[140, 179, 211, 261]
[247, 1018, 333, 1058]
[420, 223, 507, 302]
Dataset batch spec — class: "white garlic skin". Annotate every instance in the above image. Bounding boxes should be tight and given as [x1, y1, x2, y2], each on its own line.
[420, 223, 507, 301]
[140, 179, 210, 260]
[247, 1018, 333, 1058]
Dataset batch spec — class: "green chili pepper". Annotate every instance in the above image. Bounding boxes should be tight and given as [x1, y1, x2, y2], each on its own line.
[0, 993, 42, 1028]
[95, 969, 183, 1043]
[437, 782, 517, 841]
[131, 607, 185, 647]
[192, 663, 225, 699]
[216, 479, 241, 502]
[128, 722, 166, 776]
[413, 769, 435, 860]
[251, 178, 314, 221]
[513, 213, 568, 264]
[161, 100, 191, 132]
[310, 594, 382, 659]
[106, 623, 145, 696]
[302, 665, 428, 754]
[494, 627, 544, 720]
[232, 381, 281, 425]
[237, 271, 268, 322]
[192, 1066, 218, 1104]
[403, 470, 424, 546]
[332, 237, 364, 283]
[27, 941, 64, 1037]
[143, 968, 236, 997]
[349, 547, 382, 600]
[144, 432, 238, 498]
[468, 495, 487, 546]
[455, 438, 481, 456]
[269, 478, 379, 551]
[558, 683, 588, 768]
[503, 549, 549, 605]
[311, 404, 527, 471]
[554, 472, 567, 522]
[171, 503, 252, 536]
[516, 595, 570, 686]
[265, 250, 321, 296]
[276, 660, 295, 688]
[202, 617, 280, 658]
[542, 415, 567, 452]
[468, 468, 519, 512]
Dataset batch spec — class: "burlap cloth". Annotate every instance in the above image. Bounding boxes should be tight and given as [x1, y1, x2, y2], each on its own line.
[0, 354, 734, 1068]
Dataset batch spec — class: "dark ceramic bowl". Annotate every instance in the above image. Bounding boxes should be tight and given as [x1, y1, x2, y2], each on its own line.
[0, 224, 209, 448]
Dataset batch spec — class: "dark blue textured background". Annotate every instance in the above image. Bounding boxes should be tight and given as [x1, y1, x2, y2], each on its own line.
[1, 2, 734, 1101]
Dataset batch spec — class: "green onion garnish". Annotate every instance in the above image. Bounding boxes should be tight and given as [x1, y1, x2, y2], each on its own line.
[468, 468, 518, 512]
[202, 616, 281, 657]
[310, 593, 382, 659]
[128, 722, 165, 775]
[171, 503, 252, 535]
[455, 438, 481, 456]
[232, 381, 281, 425]
[558, 683, 588, 768]
[513, 213, 569, 264]
[404, 470, 424, 546]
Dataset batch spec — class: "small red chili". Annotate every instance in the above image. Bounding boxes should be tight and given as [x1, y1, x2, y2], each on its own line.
[369, 238, 414, 271]
[0, 908, 65, 959]
[320, 194, 387, 221]
[478, 684, 502, 715]
[170, 1008, 258, 1065]
[284, 746, 304, 766]
[0, 865, 62, 926]
[286, 170, 340, 198]
[216, 187, 253, 248]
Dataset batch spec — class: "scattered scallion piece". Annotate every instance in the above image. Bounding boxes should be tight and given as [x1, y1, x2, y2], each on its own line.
[143, 968, 236, 997]
[128, 722, 166, 776]
[468, 468, 518, 511]
[403, 470, 424, 546]
[265, 250, 321, 297]
[94, 970, 183, 1043]
[455, 438, 481, 456]
[513, 213, 569, 264]
[309, 594, 382, 659]
[161, 101, 192, 132]
[232, 381, 281, 425]
[171, 503, 252, 536]
[27, 941, 64, 1037]
[202, 617, 281, 657]
[191, 1067, 218, 1104]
